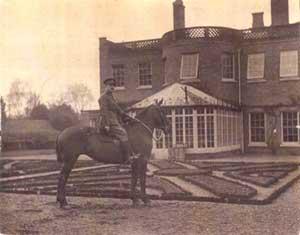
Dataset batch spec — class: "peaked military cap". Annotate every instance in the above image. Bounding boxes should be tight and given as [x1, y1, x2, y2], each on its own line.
[103, 78, 116, 85]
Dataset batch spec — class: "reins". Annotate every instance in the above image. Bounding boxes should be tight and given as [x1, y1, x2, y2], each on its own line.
[129, 117, 164, 142]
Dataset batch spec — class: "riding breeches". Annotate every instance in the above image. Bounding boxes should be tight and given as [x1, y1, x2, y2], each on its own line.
[110, 124, 129, 142]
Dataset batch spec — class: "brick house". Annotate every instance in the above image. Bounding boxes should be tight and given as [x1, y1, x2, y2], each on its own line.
[92, 0, 300, 158]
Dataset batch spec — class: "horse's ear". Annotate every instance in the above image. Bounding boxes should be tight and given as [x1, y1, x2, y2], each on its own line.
[158, 98, 163, 106]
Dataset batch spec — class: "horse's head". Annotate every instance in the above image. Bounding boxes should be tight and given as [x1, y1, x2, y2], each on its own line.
[149, 99, 171, 135]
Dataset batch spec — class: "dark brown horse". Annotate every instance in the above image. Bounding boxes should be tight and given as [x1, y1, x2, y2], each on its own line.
[56, 100, 169, 208]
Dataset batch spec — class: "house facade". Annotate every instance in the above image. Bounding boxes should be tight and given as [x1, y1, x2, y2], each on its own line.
[97, 0, 300, 158]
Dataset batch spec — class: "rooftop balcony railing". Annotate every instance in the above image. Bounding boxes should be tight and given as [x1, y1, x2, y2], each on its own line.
[241, 23, 300, 41]
[113, 23, 299, 50]
[162, 26, 239, 43]
[116, 38, 161, 50]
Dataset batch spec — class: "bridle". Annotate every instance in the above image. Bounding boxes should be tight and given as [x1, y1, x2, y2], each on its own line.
[131, 104, 168, 142]
[130, 117, 163, 142]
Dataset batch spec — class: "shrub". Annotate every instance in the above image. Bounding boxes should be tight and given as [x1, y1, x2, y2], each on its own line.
[30, 104, 49, 120]
[48, 103, 79, 130]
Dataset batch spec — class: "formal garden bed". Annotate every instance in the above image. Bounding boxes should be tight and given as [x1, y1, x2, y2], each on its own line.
[150, 160, 184, 170]
[154, 168, 211, 176]
[224, 172, 278, 187]
[0, 160, 103, 178]
[223, 165, 298, 187]
[181, 175, 257, 199]
[1, 159, 300, 204]
[0, 160, 14, 177]
[261, 171, 289, 178]
[0, 171, 190, 199]
[215, 163, 298, 172]
[190, 161, 299, 172]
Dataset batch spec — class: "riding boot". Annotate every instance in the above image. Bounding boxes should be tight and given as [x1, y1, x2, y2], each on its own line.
[120, 141, 137, 164]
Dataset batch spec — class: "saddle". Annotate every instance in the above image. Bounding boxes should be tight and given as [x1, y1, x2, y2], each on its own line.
[86, 126, 120, 144]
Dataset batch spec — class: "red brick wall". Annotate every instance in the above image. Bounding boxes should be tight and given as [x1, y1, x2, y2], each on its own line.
[162, 40, 239, 104]
[240, 38, 300, 106]
[99, 32, 300, 154]
[99, 38, 163, 105]
[241, 38, 300, 154]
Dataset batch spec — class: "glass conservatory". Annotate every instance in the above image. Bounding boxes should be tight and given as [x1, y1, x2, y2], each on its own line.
[132, 83, 242, 158]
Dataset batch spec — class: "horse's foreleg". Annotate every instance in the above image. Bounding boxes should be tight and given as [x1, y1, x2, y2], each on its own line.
[131, 159, 139, 206]
[140, 159, 150, 206]
[57, 157, 77, 208]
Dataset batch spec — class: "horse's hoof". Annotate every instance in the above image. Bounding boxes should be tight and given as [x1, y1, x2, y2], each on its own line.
[143, 199, 151, 207]
[61, 204, 73, 210]
[132, 200, 140, 208]
[59, 201, 70, 209]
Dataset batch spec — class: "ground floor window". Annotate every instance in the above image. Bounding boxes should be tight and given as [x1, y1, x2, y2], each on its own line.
[282, 111, 300, 144]
[249, 112, 266, 144]
[155, 106, 241, 151]
[216, 109, 240, 147]
[185, 108, 194, 148]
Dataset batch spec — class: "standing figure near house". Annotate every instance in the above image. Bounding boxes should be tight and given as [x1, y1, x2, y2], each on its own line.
[98, 78, 138, 164]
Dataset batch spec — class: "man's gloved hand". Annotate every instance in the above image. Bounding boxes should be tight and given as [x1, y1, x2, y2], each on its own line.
[104, 126, 110, 132]
[122, 113, 133, 123]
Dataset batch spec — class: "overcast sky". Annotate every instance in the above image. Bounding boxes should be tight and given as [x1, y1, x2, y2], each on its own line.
[1, 0, 299, 109]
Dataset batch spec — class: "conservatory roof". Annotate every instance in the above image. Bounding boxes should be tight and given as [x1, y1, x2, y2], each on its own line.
[132, 82, 236, 109]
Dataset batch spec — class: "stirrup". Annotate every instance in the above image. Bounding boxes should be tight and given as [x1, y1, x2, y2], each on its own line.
[121, 159, 132, 165]
[130, 153, 140, 160]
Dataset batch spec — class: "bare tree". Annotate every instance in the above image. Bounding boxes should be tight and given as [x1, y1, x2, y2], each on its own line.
[63, 83, 94, 113]
[25, 92, 41, 117]
[6, 79, 30, 118]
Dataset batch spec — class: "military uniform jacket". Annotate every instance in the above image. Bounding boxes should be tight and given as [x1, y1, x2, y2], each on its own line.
[98, 91, 125, 127]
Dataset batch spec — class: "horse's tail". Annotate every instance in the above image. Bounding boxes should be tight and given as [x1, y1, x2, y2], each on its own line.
[56, 134, 63, 163]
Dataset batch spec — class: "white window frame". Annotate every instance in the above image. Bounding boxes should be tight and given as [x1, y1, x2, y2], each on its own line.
[281, 111, 300, 146]
[280, 50, 299, 78]
[249, 112, 267, 146]
[112, 64, 125, 89]
[180, 53, 199, 80]
[152, 107, 241, 154]
[174, 108, 184, 146]
[247, 53, 265, 80]
[184, 108, 194, 148]
[138, 62, 152, 88]
[222, 53, 235, 81]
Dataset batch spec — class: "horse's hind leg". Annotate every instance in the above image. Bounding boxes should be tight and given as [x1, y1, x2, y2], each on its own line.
[130, 159, 139, 207]
[57, 156, 77, 208]
[140, 158, 150, 206]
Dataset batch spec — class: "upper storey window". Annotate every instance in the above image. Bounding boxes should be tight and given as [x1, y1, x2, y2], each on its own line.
[180, 53, 199, 80]
[222, 53, 235, 81]
[280, 50, 298, 78]
[138, 63, 152, 87]
[247, 53, 265, 80]
[112, 64, 125, 88]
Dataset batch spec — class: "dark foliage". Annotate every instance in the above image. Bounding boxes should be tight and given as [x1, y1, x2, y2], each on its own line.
[48, 103, 79, 131]
[1, 97, 7, 124]
[30, 104, 49, 120]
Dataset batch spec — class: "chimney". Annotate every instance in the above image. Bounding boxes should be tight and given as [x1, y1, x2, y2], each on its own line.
[271, 0, 289, 26]
[173, 0, 185, 30]
[252, 12, 264, 28]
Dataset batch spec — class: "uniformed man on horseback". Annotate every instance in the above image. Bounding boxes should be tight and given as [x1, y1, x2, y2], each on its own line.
[98, 78, 138, 164]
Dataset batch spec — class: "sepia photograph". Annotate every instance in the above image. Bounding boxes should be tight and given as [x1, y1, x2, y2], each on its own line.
[1, 0, 300, 234]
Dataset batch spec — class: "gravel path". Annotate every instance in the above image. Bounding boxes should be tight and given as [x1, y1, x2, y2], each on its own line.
[1, 180, 300, 235]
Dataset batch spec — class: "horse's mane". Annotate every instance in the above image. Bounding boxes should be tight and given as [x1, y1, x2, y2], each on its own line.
[125, 104, 154, 127]
[135, 104, 153, 118]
